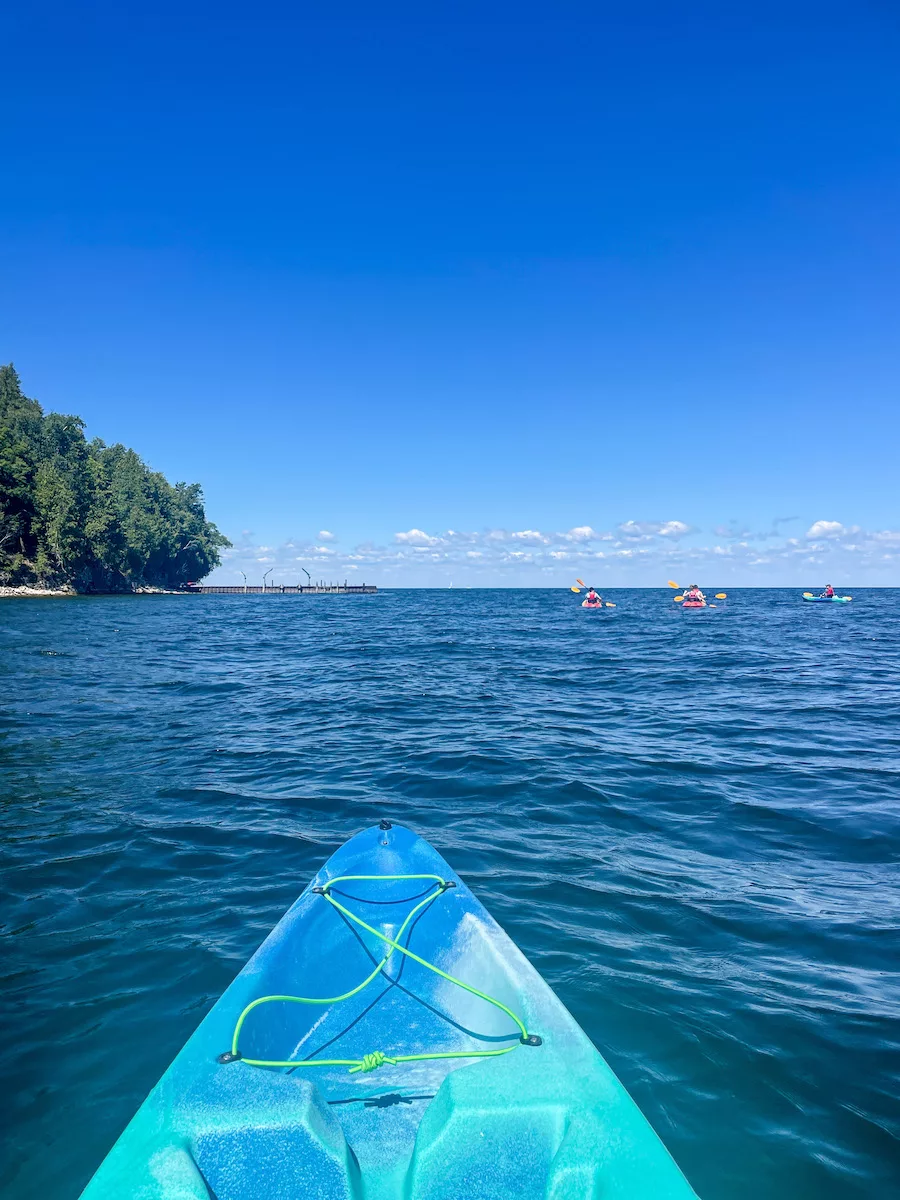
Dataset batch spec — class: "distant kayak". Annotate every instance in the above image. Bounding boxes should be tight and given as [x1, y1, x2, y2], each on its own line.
[80, 823, 698, 1200]
[802, 594, 852, 604]
[581, 600, 603, 608]
[681, 601, 707, 609]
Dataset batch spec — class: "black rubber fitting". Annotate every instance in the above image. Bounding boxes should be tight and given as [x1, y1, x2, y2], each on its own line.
[217, 1051, 242, 1064]
[440, 880, 457, 891]
[379, 819, 393, 830]
[311, 886, 326, 895]
[520, 1034, 543, 1047]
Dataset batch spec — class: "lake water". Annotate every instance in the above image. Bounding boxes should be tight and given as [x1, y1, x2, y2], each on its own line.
[2, 589, 898, 1199]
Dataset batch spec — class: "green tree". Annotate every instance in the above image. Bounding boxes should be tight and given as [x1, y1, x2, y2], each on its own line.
[0, 365, 230, 590]
[0, 364, 42, 581]
[32, 412, 93, 585]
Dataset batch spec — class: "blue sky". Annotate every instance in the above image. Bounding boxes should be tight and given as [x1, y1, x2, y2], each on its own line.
[2, 1, 898, 585]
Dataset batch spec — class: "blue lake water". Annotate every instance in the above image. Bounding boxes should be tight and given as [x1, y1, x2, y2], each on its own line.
[2, 589, 899, 1199]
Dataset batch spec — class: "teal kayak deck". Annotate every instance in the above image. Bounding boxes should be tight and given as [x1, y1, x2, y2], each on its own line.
[81, 824, 698, 1199]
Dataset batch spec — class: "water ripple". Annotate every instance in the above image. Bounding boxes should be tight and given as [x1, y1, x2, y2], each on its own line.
[1, 589, 899, 1198]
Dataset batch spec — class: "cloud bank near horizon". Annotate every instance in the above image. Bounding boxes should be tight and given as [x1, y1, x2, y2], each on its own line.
[206, 518, 900, 586]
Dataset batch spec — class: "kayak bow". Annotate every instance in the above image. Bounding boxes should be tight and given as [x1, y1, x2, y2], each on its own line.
[81, 824, 698, 1200]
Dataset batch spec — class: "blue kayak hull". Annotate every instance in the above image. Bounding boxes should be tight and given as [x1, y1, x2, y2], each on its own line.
[801, 595, 852, 603]
[80, 824, 698, 1199]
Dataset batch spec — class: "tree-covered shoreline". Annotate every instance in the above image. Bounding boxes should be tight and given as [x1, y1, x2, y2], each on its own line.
[0, 365, 229, 592]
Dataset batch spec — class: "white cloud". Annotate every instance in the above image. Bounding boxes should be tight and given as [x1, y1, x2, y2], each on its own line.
[564, 525, 602, 542]
[395, 528, 443, 546]
[317, 530, 336, 542]
[203, 518, 900, 587]
[618, 519, 692, 540]
[511, 530, 549, 544]
[806, 520, 846, 539]
[658, 520, 691, 538]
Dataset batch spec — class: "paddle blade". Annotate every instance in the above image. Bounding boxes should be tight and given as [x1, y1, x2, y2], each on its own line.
[673, 595, 685, 602]
[715, 593, 727, 599]
[570, 586, 581, 592]
[709, 604, 717, 609]
[667, 580, 680, 589]
[605, 602, 616, 607]
[802, 592, 814, 597]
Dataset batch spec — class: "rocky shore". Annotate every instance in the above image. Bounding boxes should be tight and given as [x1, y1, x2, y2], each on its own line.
[0, 585, 189, 598]
[0, 585, 76, 598]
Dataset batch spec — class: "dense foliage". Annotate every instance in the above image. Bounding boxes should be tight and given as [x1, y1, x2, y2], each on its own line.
[0, 365, 229, 590]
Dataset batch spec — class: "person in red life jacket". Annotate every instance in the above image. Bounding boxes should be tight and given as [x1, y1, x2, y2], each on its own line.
[821, 584, 835, 598]
[584, 588, 602, 606]
[683, 584, 706, 603]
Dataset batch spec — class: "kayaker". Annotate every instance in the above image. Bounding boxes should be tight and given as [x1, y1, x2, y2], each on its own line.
[584, 588, 602, 605]
[683, 584, 705, 602]
[821, 584, 835, 598]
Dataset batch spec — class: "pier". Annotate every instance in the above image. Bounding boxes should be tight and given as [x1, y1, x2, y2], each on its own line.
[188, 582, 376, 595]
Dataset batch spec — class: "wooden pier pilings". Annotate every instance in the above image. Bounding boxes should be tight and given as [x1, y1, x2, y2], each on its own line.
[188, 584, 377, 595]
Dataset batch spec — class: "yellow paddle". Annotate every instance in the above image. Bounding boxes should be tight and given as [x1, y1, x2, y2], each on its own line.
[575, 579, 616, 607]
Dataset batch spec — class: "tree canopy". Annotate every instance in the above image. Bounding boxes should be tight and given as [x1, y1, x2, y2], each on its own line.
[0, 365, 229, 590]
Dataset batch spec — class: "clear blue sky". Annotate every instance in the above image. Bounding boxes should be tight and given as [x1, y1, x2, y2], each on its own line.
[2, 1, 898, 584]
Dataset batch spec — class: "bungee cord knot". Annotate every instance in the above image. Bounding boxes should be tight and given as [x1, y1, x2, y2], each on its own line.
[351, 1051, 395, 1074]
